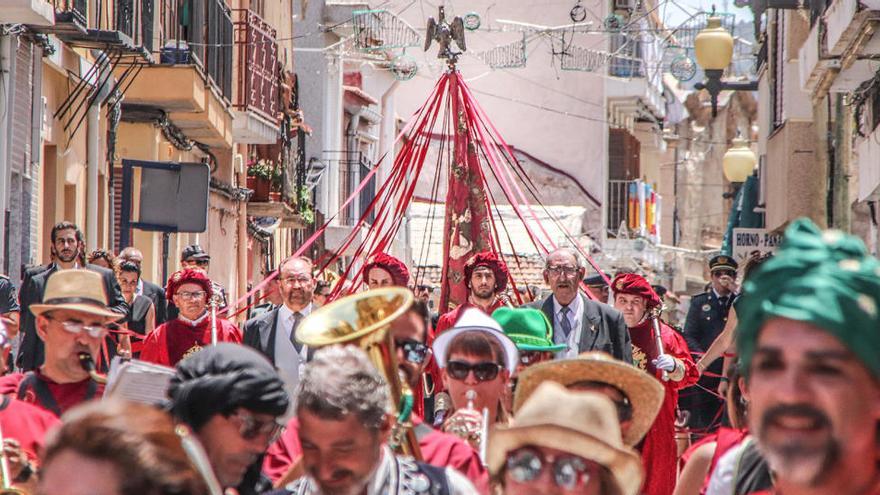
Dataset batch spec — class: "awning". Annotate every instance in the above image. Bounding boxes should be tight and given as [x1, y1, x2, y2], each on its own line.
[721, 174, 763, 255]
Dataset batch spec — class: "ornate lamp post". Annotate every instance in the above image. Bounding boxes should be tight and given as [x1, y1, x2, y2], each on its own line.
[722, 135, 757, 183]
[693, 12, 758, 117]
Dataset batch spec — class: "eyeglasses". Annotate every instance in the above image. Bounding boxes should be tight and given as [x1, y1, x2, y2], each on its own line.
[446, 360, 502, 382]
[280, 276, 312, 286]
[395, 338, 430, 364]
[177, 290, 207, 301]
[228, 410, 284, 443]
[545, 265, 579, 277]
[45, 316, 108, 338]
[506, 447, 594, 490]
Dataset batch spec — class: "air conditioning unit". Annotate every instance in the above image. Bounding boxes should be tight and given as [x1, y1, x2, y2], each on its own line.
[614, 0, 634, 11]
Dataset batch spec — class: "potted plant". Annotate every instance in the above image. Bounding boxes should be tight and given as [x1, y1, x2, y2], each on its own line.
[246, 160, 273, 201]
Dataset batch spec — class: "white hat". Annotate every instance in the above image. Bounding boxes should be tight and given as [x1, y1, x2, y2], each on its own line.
[432, 308, 520, 374]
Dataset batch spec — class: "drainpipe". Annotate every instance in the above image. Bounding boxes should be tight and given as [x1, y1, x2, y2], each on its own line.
[87, 51, 113, 249]
[0, 34, 11, 271]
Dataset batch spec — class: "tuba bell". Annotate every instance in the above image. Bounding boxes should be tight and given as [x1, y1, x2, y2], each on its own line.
[296, 287, 423, 460]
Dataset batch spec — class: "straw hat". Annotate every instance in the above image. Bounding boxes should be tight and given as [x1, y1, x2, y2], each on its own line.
[489, 382, 644, 495]
[432, 308, 519, 374]
[30, 269, 123, 320]
[513, 351, 664, 446]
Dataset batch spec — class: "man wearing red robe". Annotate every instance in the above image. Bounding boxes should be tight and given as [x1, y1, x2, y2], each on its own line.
[612, 273, 699, 495]
[435, 251, 508, 334]
[0, 269, 123, 417]
[141, 268, 241, 366]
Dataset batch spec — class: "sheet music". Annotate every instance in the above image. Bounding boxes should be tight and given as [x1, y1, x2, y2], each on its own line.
[105, 357, 175, 405]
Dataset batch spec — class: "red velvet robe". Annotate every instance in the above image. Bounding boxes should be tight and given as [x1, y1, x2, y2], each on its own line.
[263, 415, 489, 494]
[629, 318, 699, 495]
[140, 314, 242, 366]
[0, 396, 60, 464]
[0, 370, 105, 417]
[434, 300, 506, 335]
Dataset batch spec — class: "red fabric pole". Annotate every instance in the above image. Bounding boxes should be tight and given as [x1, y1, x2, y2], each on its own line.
[439, 71, 494, 313]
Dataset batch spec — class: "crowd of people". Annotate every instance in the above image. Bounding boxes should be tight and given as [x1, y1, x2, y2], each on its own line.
[0, 217, 876, 495]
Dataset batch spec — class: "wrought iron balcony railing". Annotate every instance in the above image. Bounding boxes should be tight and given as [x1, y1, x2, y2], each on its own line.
[49, 0, 88, 25]
[158, 0, 234, 101]
[233, 9, 280, 124]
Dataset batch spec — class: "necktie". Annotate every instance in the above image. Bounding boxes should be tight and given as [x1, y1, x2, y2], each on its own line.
[289, 312, 303, 352]
[560, 306, 572, 341]
[719, 296, 729, 308]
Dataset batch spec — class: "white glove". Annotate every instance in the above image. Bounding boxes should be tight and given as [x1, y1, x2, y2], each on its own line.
[653, 354, 677, 372]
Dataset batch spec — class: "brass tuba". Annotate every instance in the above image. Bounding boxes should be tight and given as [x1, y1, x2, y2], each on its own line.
[296, 287, 423, 460]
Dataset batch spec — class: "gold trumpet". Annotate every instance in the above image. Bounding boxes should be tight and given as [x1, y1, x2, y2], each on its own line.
[0, 423, 27, 495]
[295, 287, 423, 460]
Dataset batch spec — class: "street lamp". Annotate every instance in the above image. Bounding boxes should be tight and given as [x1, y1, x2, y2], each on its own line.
[693, 12, 758, 117]
[722, 135, 757, 183]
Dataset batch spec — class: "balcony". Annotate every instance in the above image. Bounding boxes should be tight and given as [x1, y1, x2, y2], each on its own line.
[232, 9, 280, 144]
[606, 179, 661, 243]
[825, 0, 880, 58]
[123, 0, 234, 147]
[2, 0, 54, 26]
[798, 18, 838, 96]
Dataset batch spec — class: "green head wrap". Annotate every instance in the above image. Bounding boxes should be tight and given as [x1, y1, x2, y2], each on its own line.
[737, 218, 880, 378]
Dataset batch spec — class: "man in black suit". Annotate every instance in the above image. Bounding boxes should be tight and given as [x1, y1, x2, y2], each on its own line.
[243, 256, 315, 404]
[529, 248, 632, 364]
[16, 222, 128, 371]
[118, 246, 167, 324]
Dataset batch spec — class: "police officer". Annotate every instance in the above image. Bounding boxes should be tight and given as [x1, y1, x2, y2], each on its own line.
[680, 255, 738, 435]
[0, 274, 20, 372]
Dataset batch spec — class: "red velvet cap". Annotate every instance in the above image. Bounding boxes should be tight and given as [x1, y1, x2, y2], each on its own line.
[166, 268, 213, 301]
[465, 251, 509, 293]
[611, 273, 661, 308]
[364, 252, 410, 287]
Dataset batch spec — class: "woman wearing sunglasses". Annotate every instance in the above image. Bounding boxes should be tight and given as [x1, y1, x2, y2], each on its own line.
[432, 308, 519, 456]
[488, 382, 644, 495]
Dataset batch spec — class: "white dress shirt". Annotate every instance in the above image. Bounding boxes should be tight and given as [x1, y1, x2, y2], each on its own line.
[552, 294, 584, 359]
[275, 303, 312, 412]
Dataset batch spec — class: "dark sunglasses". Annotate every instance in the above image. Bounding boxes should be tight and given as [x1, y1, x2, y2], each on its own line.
[395, 338, 430, 364]
[506, 447, 594, 490]
[446, 360, 501, 382]
[228, 410, 284, 442]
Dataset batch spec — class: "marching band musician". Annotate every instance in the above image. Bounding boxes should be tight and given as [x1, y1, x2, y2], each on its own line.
[168, 343, 290, 495]
[489, 382, 644, 495]
[432, 309, 518, 452]
[141, 268, 242, 366]
[272, 346, 478, 495]
[612, 273, 699, 495]
[0, 270, 123, 417]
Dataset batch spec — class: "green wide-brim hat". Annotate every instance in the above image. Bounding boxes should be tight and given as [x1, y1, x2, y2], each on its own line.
[736, 218, 880, 378]
[492, 307, 568, 352]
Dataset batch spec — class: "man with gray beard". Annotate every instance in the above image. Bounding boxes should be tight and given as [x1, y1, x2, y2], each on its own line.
[735, 218, 880, 495]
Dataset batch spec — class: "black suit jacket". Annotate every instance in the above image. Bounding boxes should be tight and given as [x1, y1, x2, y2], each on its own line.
[243, 307, 281, 366]
[529, 293, 633, 364]
[682, 290, 733, 355]
[17, 263, 129, 370]
[140, 279, 167, 324]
